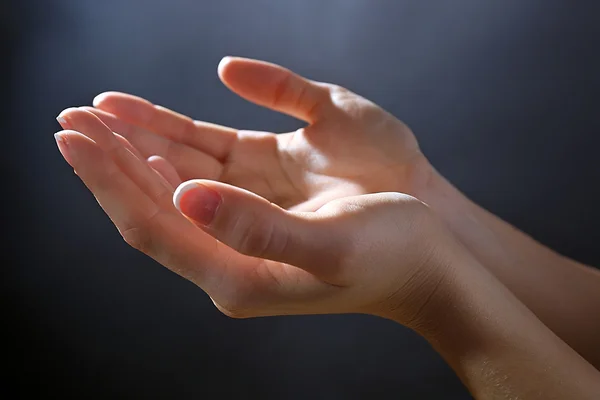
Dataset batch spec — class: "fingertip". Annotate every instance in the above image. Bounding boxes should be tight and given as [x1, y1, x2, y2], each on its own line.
[56, 116, 68, 128]
[57, 107, 81, 129]
[57, 107, 79, 119]
[217, 56, 235, 78]
[147, 155, 162, 163]
[54, 132, 73, 164]
[93, 91, 122, 107]
[218, 56, 257, 80]
[173, 180, 200, 211]
[173, 180, 222, 225]
[93, 93, 109, 107]
[147, 155, 182, 189]
[58, 107, 97, 122]
[54, 131, 67, 143]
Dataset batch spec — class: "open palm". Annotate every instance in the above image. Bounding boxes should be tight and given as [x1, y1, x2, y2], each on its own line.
[89, 57, 429, 212]
[56, 57, 441, 318]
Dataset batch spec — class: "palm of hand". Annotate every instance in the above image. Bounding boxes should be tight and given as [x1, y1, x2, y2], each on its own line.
[223, 92, 424, 211]
[92, 71, 425, 212]
[71, 57, 432, 317]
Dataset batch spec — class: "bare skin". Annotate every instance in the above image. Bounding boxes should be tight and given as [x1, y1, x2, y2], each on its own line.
[86, 57, 428, 212]
[55, 57, 600, 398]
[86, 57, 600, 368]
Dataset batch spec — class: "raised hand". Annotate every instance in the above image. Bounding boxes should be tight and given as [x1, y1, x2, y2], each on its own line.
[87, 57, 430, 211]
[54, 108, 458, 322]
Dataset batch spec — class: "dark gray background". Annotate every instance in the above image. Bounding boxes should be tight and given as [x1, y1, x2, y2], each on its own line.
[4, 1, 600, 398]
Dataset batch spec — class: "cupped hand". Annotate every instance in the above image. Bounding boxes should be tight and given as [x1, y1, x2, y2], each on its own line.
[55, 108, 457, 324]
[87, 57, 431, 211]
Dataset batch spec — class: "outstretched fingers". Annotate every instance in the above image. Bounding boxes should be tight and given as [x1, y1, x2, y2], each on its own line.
[55, 129, 163, 236]
[82, 106, 223, 182]
[92, 92, 237, 161]
[58, 108, 174, 209]
[54, 116, 228, 285]
[53, 110, 331, 313]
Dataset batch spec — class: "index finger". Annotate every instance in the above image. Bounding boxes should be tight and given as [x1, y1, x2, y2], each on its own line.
[217, 56, 334, 123]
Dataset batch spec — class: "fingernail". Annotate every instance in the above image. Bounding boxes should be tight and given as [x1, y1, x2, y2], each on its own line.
[173, 182, 222, 225]
[54, 133, 74, 166]
[56, 116, 70, 129]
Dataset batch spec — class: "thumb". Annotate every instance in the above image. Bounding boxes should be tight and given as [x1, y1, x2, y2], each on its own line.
[217, 56, 333, 123]
[173, 180, 342, 275]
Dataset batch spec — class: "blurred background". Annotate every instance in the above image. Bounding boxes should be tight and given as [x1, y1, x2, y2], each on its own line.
[4, 0, 600, 398]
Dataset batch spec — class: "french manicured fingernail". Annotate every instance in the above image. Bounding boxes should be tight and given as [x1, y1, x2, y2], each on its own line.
[56, 116, 70, 129]
[173, 182, 222, 225]
[54, 133, 74, 166]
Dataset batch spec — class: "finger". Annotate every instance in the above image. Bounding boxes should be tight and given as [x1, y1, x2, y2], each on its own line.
[114, 132, 169, 189]
[54, 129, 235, 286]
[92, 93, 237, 160]
[55, 129, 333, 313]
[81, 107, 223, 181]
[55, 130, 160, 228]
[114, 132, 143, 159]
[147, 155, 182, 188]
[57, 108, 172, 209]
[217, 56, 333, 123]
[173, 179, 344, 280]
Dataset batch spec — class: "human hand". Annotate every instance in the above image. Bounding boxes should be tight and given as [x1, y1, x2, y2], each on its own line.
[55, 108, 459, 325]
[87, 57, 431, 212]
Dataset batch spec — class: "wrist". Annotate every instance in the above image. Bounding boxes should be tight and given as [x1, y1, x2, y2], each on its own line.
[402, 255, 600, 398]
[409, 255, 498, 349]
[391, 248, 483, 338]
[374, 226, 475, 334]
[412, 162, 470, 219]
[410, 162, 495, 260]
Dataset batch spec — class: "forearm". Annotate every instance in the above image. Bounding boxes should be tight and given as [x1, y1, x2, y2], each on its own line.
[416, 166, 600, 367]
[407, 256, 600, 399]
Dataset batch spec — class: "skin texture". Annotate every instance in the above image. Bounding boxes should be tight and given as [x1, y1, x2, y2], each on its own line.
[86, 57, 428, 212]
[87, 57, 600, 368]
[419, 172, 600, 369]
[55, 107, 451, 322]
[421, 251, 600, 400]
[54, 57, 600, 398]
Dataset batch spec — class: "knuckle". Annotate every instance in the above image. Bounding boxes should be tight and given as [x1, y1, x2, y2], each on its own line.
[328, 84, 353, 100]
[328, 83, 348, 94]
[240, 220, 275, 258]
[230, 213, 276, 258]
[272, 73, 294, 109]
